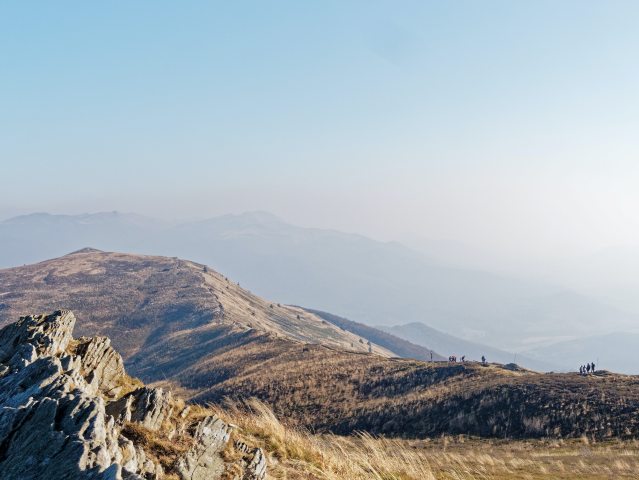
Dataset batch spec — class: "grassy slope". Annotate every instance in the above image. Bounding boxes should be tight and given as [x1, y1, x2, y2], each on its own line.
[3, 250, 639, 441]
[189, 347, 639, 439]
[0, 249, 392, 368]
[218, 399, 639, 480]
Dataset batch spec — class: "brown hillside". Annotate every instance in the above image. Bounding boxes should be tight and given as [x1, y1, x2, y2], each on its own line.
[2, 250, 639, 440]
[186, 350, 639, 439]
[0, 249, 393, 362]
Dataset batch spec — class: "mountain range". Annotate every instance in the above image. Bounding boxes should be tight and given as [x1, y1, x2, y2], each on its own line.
[1, 211, 638, 372]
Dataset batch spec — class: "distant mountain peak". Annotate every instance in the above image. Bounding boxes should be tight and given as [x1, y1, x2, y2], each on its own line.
[67, 247, 105, 255]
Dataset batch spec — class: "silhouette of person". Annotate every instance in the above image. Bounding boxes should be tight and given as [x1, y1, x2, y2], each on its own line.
[591, 362, 595, 373]
[586, 363, 591, 373]
[481, 355, 486, 364]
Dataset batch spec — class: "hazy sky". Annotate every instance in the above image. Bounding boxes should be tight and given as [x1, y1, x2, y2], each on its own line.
[2, 1, 639, 261]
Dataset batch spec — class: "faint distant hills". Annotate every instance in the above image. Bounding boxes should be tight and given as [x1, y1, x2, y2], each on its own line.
[1, 210, 638, 372]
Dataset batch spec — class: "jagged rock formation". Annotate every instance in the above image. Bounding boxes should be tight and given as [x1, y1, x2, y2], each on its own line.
[0, 311, 266, 480]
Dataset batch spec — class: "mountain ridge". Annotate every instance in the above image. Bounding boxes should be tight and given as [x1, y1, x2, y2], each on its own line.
[3, 250, 639, 441]
[1, 210, 635, 359]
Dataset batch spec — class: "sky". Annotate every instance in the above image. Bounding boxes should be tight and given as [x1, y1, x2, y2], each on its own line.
[2, 0, 639, 266]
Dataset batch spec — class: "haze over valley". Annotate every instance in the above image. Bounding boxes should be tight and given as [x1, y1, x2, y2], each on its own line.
[1, 210, 638, 373]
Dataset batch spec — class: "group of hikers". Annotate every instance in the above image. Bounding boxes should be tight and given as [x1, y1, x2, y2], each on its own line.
[579, 362, 596, 375]
[448, 355, 487, 364]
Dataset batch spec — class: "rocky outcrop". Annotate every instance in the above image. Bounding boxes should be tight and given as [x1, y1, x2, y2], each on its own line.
[176, 416, 230, 480]
[107, 387, 173, 432]
[235, 441, 267, 480]
[0, 311, 267, 480]
[74, 336, 126, 399]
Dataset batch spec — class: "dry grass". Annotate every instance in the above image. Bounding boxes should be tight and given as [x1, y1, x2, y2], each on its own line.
[121, 422, 189, 478]
[190, 345, 639, 439]
[113, 373, 146, 399]
[6, 250, 639, 442]
[209, 399, 639, 480]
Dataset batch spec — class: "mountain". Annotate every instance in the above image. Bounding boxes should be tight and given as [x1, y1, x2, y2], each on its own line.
[2, 251, 639, 441]
[0, 310, 266, 480]
[303, 308, 445, 362]
[1, 211, 637, 351]
[385, 322, 558, 372]
[0, 249, 394, 379]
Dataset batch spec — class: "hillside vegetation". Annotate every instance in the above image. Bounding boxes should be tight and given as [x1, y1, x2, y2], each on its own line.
[187, 350, 639, 439]
[216, 398, 639, 480]
[2, 250, 639, 442]
[0, 249, 393, 364]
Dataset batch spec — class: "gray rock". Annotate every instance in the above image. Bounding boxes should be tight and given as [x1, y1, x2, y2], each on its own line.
[0, 312, 122, 479]
[0, 311, 74, 365]
[233, 442, 267, 480]
[0, 310, 267, 480]
[176, 416, 230, 480]
[245, 448, 267, 480]
[108, 386, 174, 432]
[75, 336, 126, 398]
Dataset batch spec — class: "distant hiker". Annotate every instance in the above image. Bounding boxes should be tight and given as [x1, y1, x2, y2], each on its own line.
[579, 365, 583, 375]
[481, 355, 486, 365]
[591, 362, 596, 373]
[430, 351, 433, 361]
[461, 355, 465, 363]
[586, 363, 591, 373]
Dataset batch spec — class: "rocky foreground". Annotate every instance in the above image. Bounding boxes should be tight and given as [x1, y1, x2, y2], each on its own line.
[0, 310, 266, 480]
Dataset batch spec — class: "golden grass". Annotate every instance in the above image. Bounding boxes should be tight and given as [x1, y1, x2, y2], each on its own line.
[209, 399, 639, 480]
[122, 422, 188, 479]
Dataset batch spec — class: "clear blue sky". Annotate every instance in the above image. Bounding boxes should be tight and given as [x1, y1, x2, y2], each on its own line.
[2, 1, 639, 258]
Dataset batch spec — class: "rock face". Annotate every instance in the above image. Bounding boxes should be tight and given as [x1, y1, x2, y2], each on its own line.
[0, 311, 266, 480]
